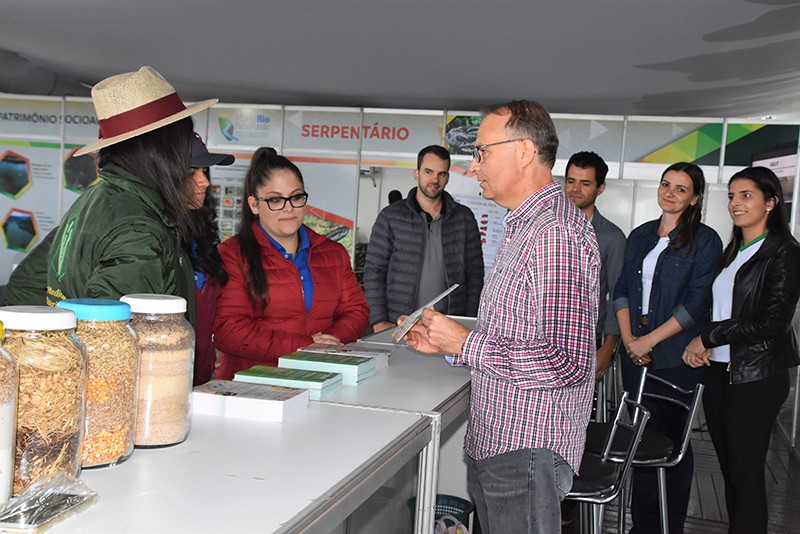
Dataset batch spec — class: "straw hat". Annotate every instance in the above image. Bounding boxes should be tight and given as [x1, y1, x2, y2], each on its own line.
[74, 66, 217, 157]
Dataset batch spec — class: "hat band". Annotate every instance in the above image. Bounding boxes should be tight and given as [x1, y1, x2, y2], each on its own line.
[97, 92, 186, 139]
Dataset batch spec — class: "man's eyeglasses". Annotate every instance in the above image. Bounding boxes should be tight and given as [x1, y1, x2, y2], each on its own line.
[472, 138, 528, 163]
[253, 193, 309, 211]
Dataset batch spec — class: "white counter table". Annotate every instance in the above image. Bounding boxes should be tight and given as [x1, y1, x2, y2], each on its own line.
[321, 329, 473, 534]
[47, 404, 431, 534]
[44, 323, 474, 534]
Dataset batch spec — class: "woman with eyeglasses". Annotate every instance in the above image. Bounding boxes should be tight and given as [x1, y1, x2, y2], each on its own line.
[682, 167, 800, 534]
[613, 162, 722, 534]
[213, 147, 369, 380]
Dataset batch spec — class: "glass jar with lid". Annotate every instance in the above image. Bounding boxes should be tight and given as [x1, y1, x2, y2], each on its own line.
[0, 306, 85, 495]
[120, 294, 194, 447]
[0, 320, 18, 507]
[56, 299, 139, 468]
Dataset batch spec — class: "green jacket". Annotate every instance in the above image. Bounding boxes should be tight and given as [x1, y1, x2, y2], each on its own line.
[33, 163, 195, 324]
[5, 230, 53, 306]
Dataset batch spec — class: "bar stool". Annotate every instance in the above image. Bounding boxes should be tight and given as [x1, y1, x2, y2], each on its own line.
[565, 392, 650, 534]
[583, 367, 704, 534]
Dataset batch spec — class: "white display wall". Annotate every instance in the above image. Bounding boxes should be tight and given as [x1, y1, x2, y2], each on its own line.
[1, 94, 799, 286]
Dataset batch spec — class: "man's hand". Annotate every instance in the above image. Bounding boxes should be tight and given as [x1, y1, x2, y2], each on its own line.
[595, 335, 617, 381]
[404, 308, 469, 355]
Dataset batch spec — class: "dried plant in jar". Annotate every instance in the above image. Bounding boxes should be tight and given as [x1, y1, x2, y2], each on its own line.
[0, 339, 16, 507]
[4, 330, 84, 494]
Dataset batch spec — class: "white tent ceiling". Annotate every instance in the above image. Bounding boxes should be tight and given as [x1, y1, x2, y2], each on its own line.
[1, 0, 799, 119]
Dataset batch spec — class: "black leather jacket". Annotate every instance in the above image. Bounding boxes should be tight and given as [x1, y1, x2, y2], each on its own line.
[700, 232, 800, 384]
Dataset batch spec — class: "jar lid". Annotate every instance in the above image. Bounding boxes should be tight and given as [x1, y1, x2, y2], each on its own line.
[56, 298, 132, 321]
[119, 294, 187, 314]
[0, 305, 77, 330]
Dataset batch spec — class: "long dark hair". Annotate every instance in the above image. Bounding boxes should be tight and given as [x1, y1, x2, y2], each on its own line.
[720, 166, 794, 267]
[97, 117, 197, 242]
[238, 147, 305, 309]
[662, 162, 705, 250]
[185, 168, 227, 285]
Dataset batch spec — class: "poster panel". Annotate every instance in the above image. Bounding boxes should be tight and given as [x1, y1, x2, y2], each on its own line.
[0, 140, 63, 284]
[282, 107, 361, 154]
[454, 194, 506, 275]
[552, 116, 624, 178]
[360, 109, 444, 161]
[624, 118, 723, 181]
[0, 96, 62, 137]
[206, 105, 283, 149]
[207, 151, 253, 241]
[61, 99, 100, 215]
[719, 122, 800, 216]
[294, 159, 358, 255]
[444, 112, 481, 159]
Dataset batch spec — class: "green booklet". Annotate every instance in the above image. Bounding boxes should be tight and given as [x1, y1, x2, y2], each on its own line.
[278, 351, 376, 385]
[233, 365, 342, 400]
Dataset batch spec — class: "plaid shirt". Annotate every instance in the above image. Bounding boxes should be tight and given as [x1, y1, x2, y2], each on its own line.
[451, 181, 599, 471]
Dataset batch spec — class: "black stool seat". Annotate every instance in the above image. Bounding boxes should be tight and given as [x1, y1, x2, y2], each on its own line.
[569, 452, 621, 497]
[585, 421, 674, 463]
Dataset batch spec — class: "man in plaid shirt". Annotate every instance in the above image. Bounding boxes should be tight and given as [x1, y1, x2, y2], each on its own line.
[406, 100, 600, 533]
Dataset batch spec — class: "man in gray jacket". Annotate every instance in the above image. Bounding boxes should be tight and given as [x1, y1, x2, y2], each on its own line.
[565, 151, 626, 380]
[364, 145, 484, 332]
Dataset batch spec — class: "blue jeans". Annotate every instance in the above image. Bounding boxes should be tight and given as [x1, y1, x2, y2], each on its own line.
[467, 447, 573, 534]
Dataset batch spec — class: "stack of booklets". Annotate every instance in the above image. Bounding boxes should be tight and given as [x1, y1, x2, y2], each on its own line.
[300, 342, 391, 371]
[278, 351, 376, 385]
[233, 365, 342, 400]
[192, 380, 309, 422]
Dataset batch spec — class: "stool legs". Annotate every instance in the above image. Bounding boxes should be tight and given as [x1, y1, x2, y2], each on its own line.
[657, 467, 669, 534]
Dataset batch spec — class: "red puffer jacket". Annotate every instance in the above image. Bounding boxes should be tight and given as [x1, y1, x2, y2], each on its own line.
[213, 223, 370, 380]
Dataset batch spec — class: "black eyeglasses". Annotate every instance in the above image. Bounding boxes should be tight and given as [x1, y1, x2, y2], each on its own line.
[253, 193, 309, 211]
[471, 138, 528, 163]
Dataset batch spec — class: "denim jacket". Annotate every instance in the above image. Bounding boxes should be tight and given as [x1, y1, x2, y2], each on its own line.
[613, 219, 722, 369]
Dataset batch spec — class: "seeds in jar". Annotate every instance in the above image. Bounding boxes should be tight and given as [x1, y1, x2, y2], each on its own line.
[132, 318, 193, 446]
[78, 320, 138, 467]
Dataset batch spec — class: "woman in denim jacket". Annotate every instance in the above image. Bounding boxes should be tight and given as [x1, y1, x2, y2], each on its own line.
[613, 162, 722, 534]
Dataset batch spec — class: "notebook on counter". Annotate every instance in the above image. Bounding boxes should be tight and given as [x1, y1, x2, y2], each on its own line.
[278, 351, 376, 385]
[233, 365, 342, 400]
[298, 342, 391, 371]
[193, 380, 309, 422]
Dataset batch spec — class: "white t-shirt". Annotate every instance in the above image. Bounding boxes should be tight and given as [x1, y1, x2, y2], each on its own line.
[641, 236, 670, 314]
[709, 239, 765, 363]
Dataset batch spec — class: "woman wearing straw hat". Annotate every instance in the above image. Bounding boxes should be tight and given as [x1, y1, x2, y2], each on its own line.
[41, 66, 218, 324]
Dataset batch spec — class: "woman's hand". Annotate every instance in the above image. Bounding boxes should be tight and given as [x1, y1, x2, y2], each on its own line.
[312, 332, 341, 345]
[627, 335, 653, 357]
[625, 335, 653, 366]
[682, 335, 711, 368]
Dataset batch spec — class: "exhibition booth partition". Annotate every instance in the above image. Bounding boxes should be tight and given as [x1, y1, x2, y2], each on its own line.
[2, 95, 799, 281]
[1, 95, 800, 532]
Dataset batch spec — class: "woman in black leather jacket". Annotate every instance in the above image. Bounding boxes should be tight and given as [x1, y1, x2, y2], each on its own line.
[683, 166, 800, 534]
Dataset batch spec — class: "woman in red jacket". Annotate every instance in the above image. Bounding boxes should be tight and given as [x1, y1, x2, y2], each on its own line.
[213, 147, 370, 379]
